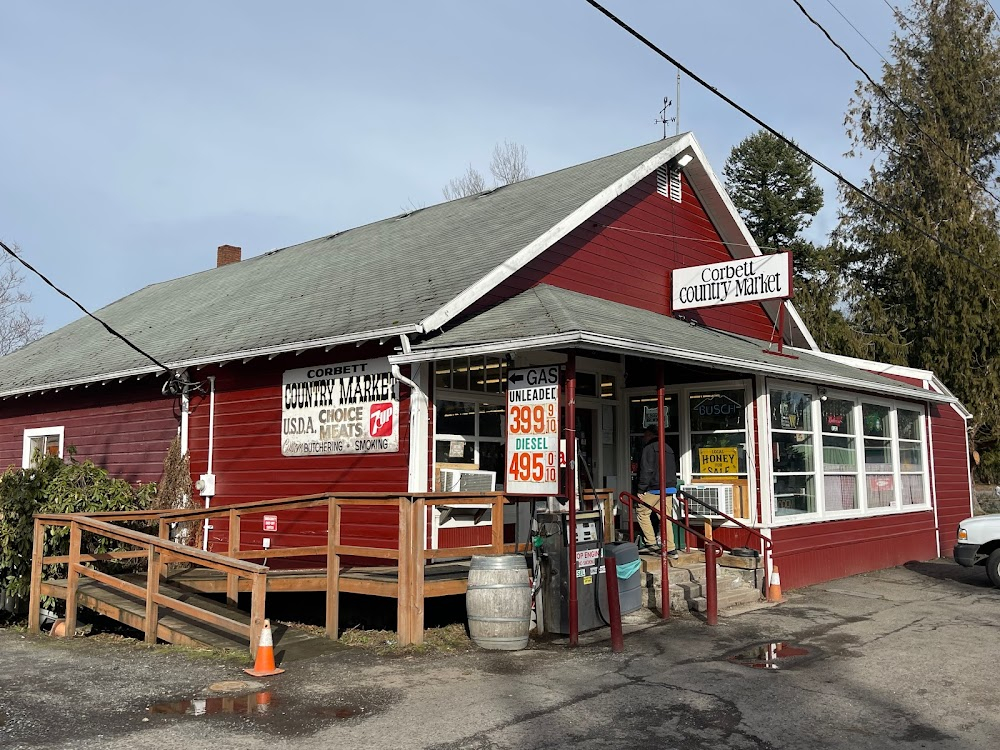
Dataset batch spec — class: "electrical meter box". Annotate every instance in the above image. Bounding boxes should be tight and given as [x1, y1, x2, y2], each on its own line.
[535, 509, 605, 634]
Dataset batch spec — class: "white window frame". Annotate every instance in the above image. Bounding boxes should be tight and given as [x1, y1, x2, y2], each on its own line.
[433, 392, 506, 489]
[22, 426, 65, 468]
[765, 381, 931, 526]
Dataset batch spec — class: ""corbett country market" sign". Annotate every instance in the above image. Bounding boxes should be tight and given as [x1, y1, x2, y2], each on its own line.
[672, 252, 793, 311]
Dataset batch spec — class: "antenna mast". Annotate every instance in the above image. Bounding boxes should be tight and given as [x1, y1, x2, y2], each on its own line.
[675, 69, 681, 134]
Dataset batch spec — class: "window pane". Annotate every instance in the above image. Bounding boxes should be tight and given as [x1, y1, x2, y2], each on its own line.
[862, 403, 890, 437]
[479, 403, 504, 438]
[484, 357, 503, 394]
[690, 390, 745, 432]
[823, 435, 856, 471]
[774, 475, 816, 515]
[899, 443, 923, 471]
[821, 398, 854, 434]
[897, 409, 922, 441]
[691, 433, 746, 475]
[435, 361, 452, 390]
[771, 389, 812, 431]
[867, 475, 895, 508]
[772, 433, 814, 473]
[436, 400, 476, 436]
[467, 356, 487, 391]
[824, 475, 858, 512]
[630, 395, 678, 433]
[452, 357, 470, 390]
[435, 440, 474, 465]
[576, 372, 597, 397]
[901, 474, 924, 505]
[864, 439, 892, 472]
[478, 443, 506, 489]
[600, 374, 616, 400]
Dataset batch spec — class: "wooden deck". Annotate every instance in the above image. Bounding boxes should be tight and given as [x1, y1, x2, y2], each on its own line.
[161, 561, 476, 598]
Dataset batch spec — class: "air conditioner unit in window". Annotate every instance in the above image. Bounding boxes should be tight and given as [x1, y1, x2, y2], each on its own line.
[439, 469, 496, 493]
[684, 483, 735, 518]
[431, 469, 511, 551]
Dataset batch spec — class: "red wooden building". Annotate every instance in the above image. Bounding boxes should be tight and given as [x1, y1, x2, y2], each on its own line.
[0, 134, 973, 590]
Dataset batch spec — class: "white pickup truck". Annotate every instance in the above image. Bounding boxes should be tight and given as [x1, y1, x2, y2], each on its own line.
[954, 515, 1000, 585]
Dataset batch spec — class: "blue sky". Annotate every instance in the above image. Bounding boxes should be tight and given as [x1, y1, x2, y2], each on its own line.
[1, 1, 900, 333]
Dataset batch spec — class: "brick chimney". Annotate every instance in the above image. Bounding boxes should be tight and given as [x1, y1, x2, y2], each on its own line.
[217, 244, 241, 267]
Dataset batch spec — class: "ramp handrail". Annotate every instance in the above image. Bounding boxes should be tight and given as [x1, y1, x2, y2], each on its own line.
[618, 492, 723, 625]
[32, 491, 507, 649]
[674, 488, 772, 599]
[29, 514, 269, 653]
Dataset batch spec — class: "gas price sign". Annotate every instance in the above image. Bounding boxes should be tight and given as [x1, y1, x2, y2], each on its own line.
[505, 366, 560, 495]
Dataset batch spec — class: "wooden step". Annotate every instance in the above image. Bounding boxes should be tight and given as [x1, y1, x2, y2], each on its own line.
[42, 576, 336, 658]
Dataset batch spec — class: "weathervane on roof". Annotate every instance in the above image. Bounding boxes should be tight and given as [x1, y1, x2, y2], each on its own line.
[655, 96, 674, 140]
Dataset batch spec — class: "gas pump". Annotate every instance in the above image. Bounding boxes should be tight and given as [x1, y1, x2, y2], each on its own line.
[534, 508, 605, 634]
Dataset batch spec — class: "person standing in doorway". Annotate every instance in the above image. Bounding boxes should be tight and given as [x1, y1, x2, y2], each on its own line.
[637, 427, 678, 558]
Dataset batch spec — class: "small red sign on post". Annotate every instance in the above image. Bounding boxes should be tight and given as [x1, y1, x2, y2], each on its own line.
[263, 515, 278, 532]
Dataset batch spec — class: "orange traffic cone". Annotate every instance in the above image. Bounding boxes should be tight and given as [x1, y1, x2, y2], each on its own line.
[244, 620, 285, 677]
[768, 564, 784, 603]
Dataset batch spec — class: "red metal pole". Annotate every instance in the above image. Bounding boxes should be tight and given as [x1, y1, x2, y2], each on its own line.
[566, 355, 578, 646]
[604, 556, 624, 653]
[705, 542, 719, 626]
[657, 362, 669, 620]
[627, 497, 634, 544]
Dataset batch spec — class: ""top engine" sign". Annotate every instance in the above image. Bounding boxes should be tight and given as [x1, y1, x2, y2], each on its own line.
[281, 358, 399, 457]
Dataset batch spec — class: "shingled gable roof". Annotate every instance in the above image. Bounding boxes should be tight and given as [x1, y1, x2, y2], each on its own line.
[396, 284, 953, 404]
[0, 133, 812, 397]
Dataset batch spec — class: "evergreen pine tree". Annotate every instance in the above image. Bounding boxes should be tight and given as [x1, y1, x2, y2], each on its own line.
[838, 0, 1000, 476]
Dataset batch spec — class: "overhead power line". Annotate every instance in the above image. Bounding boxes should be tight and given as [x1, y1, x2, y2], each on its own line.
[791, 0, 1000, 210]
[824, 0, 892, 67]
[582, 0, 994, 276]
[0, 239, 172, 375]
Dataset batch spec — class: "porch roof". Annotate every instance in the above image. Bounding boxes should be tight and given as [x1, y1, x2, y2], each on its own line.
[393, 285, 953, 404]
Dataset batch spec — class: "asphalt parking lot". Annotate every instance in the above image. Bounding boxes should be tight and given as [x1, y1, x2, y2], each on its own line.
[1, 558, 997, 750]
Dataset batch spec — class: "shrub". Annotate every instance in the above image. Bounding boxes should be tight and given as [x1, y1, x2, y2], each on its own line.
[0, 451, 156, 608]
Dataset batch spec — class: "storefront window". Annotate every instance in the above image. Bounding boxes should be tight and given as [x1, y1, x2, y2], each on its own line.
[770, 388, 816, 516]
[898, 408, 925, 505]
[768, 386, 928, 523]
[628, 394, 679, 494]
[434, 399, 505, 489]
[822, 398, 858, 512]
[689, 390, 747, 480]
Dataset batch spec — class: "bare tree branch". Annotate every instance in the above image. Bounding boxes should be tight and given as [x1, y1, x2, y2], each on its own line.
[0, 242, 43, 356]
[489, 140, 532, 185]
[442, 164, 488, 200]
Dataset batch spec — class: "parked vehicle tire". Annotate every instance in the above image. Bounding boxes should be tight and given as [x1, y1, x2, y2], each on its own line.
[986, 549, 1000, 587]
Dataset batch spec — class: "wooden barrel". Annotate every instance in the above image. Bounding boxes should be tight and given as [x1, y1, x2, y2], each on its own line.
[466, 554, 531, 651]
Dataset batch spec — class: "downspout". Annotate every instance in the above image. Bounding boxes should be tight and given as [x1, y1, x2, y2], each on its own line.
[204, 375, 216, 551]
[392, 334, 429, 492]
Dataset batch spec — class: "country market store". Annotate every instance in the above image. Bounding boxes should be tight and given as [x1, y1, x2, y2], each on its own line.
[0, 133, 973, 593]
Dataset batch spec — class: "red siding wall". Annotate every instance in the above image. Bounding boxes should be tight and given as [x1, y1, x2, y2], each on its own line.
[0, 381, 177, 483]
[930, 402, 973, 555]
[771, 512, 938, 590]
[186, 344, 410, 558]
[484, 171, 777, 341]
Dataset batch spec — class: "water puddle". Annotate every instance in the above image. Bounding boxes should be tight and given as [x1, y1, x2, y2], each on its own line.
[727, 641, 811, 670]
[147, 692, 369, 721]
[148, 692, 276, 717]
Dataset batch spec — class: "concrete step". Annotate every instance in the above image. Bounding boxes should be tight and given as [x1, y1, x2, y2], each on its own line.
[638, 551, 762, 614]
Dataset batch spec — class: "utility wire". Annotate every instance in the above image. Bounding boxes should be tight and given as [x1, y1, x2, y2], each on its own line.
[880, 0, 916, 36]
[791, 0, 1000, 210]
[987, 0, 1000, 27]
[824, 0, 892, 66]
[0, 239, 172, 374]
[583, 0, 994, 276]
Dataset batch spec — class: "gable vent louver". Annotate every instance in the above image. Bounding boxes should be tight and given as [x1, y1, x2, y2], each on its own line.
[656, 166, 682, 203]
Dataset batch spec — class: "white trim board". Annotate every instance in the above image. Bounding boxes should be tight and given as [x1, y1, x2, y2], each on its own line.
[389, 331, 954, 404]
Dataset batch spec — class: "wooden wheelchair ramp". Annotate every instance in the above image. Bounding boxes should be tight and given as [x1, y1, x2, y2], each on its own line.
[42, 575, 334, 657]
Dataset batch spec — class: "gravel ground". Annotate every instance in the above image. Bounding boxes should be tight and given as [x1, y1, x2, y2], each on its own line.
[1, 558, 998, 750]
